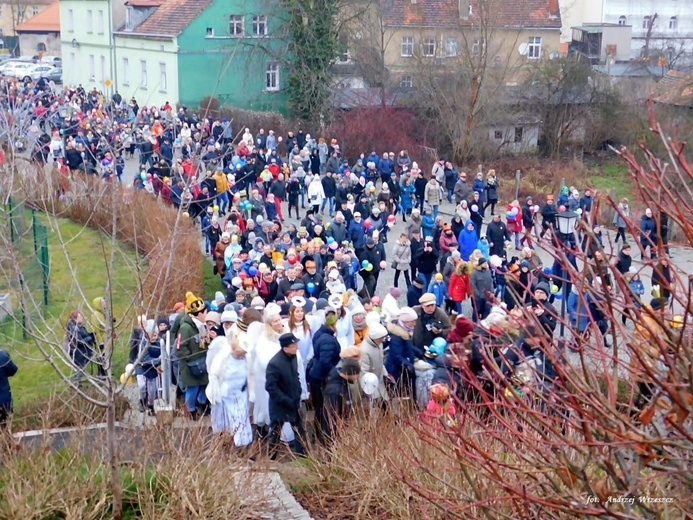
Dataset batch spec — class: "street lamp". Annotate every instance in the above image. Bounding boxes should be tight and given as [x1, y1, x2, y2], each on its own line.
[555, 210, 579, 343]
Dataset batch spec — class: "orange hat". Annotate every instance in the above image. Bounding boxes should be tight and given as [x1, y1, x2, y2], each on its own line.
[443, 223, 451, 231]
[508, 263, 520, 274]
[173, 302, 185, 312]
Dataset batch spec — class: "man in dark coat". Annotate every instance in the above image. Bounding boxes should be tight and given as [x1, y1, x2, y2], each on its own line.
[486, 214, 510, 258]
[407, 276, 425, 307]
[0, 347, 18, 426]
[266, 332, 305, 456]
[322, 358, 361, 442]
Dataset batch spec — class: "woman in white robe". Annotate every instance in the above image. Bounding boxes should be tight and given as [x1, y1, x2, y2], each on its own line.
[206, 336, 253, 446]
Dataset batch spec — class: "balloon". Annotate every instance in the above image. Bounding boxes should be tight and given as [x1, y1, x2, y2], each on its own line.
[576, 208, 583, 215]
[550, 284, 559, 294]
[510, 207, 519, 216]
[239, 271, 248, 280]
[553, 292, 562, 300]
[506, 211, 514, 219]
[543, 267, 552, 275]
[533, 205, 540, 213]
[430, 337, 448, 357]
[471, 204, 478, 212]
[360, 372, 379, 396]
[365, 264, 373, 272]
[364, 220, 372, 229]
[140, 172, 146, 181]
[327, 236, 335, 244]
[248, 266, 258, 276]
[306, 282, 316, 294]
[558, 205, 566, 212]
[387, 214, 396, 224]
[182, 212, 190, 218]
[213, 205, 219, 212]
[371, 296, 381, 306]
[362, 259, 369, 268]
[329, 242, 338, 250]
[379, 261, 387, 270]
[146, 173, 153, 180]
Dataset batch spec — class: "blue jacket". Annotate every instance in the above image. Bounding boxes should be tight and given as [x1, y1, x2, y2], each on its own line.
[265, 200, 277, 221]
[458, 220, 478, 261]
[348, 219, 366, 248]
[0, 349, 18, 407]
[640, 215, 657, 246]
[472, 178, 486, 204]
[427, 280, 449, 307]
[377, 158, 394, 177]
[400, 184, 415, 210]
[384, 323, 415, 382]
[477, 239, 490, 259]
[309, 325, 341, 382]
[422, 214, 435, 238]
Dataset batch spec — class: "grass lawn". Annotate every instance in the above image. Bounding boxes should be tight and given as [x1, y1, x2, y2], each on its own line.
[202, 258, 222, 300]
[587, 162, 634, 201]
[0, 214, 141, 410]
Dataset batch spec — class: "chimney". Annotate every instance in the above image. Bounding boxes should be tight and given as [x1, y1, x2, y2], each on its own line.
[548, 0, 559, 18]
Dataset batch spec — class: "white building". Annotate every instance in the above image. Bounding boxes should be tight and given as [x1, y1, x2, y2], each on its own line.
[560, 0, 693, 66]
[59, 0, 126, 91]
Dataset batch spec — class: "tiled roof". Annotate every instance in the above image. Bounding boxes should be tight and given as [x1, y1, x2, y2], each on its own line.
[15, 1, 60, 32]
[382, 0, 561, 29]
[124, 0, 214, 36]
[653, 70, 693, 108]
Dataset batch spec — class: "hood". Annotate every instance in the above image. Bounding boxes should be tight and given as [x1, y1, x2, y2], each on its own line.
[92, 297, 105, 312]
[387, 321, 412, 340]
[463, 220, 475, 232]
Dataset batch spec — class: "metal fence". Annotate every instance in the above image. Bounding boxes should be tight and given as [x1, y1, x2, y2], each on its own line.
[1, 197, 50, 334]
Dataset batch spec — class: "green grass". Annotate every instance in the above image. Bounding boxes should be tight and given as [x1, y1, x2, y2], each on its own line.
[202, 258, 222, 299]
[587, 162, 634, 200]
[0, 214, 141, 408]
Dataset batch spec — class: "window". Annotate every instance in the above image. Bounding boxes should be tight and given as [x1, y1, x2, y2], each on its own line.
[159, 63, 167, 91]
[67, 9, 74, 32]
[229, 15, 243, 36]
[97, 10, 104, 34]
[471, 37, 484, 56]
[422, 37, 436, 57]
[88, 54, 95, 80]
[36, 42, 46, 51]
[252, 15, 267, 36]
[122, 57, 129, 84]
[642, 16, 651, 30]
[206, 27, 214, 37]
[494, 130, 503, 140]
[140, 60, 147, 88]
[31, 6, 39, 16]
[618, 15, 626, 25]
[514, 127, 523, 143]
[69, 52, 75, 83]
[527, 36, 541, 59]
[401, 36, 414, 57]
[266, 61, 279, 91]
[100, 55, 106, 81]
[18, 6, 25, 18]
[669, 16, 677, 30]
[445, 37, 458, 57]
[86, 10, 93, 33]
[400, 75, 413, 88]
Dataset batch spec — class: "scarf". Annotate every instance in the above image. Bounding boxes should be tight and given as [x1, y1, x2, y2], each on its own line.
[325, 314, 338, 327]
[352, 316, 368, 331]
[237, 319, 249, 333]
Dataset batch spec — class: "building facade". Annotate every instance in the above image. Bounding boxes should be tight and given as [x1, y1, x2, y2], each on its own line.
[59, 0, 126, 90]
[0, 0, 53, 38]
[15, 0, 61, 55]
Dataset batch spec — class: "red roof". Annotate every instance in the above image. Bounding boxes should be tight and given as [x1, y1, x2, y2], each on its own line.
[15, 1, 60, 33]
[125, 0, 213, 36]
[382, 0, 561, 29]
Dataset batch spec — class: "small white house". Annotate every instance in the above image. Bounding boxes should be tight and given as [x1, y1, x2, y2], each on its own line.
[488, 115, 541, 154]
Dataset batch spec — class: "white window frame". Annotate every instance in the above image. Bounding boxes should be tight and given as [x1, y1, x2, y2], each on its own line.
[265, 61, 279, 91]
[97, 10, 104, 34]
[527, 36, 541, 59]
[400, 75, 413, 88]
[140, 60, 147, 89]
[422, 37, 436, 57]
[122, 57, 129, 85]
[253, 15, 267, 36]
[445, 37, 458, 57]
[86, 10, 93, 33]
[669, 16, 677, 30]
[31, 6, 39, 16]
[100, 55, 105, 82]
[88, 54, 95, 80]
[642, 16, 651, 30]
[159, 62, 167, 91]
[206, 27, 214, 37]
[67, 9, 74, 32]
[229, 15, 244, 36]
[401, 36, 414, 57]
[618, 15, 626, 26]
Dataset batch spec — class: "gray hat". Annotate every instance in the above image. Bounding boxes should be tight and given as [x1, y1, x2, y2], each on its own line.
[315, 298, 329, 311]
[535, 282, 550, 295]
[290, 282, 305, 291]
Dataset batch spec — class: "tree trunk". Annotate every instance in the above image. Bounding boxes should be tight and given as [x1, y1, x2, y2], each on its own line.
[106, 392, 123, 520]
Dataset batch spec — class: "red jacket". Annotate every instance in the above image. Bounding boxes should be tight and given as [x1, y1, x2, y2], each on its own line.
[506, 203, 522, 233]
[448, 271, 470, 301]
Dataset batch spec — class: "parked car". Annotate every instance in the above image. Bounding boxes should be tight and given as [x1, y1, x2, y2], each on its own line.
[0, 61, 35, 77]
[48, 67, 62, 83]
[20, 64, 56, 81]
[39, 55, 62, 66]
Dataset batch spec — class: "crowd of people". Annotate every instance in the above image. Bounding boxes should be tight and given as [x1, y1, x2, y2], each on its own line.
[0, 80, 683, 453]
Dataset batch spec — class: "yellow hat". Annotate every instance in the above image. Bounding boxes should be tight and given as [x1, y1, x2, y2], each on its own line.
[670, 315, 684, 329]
[435, 273, 444, 282]
[185, 291, 205, 314]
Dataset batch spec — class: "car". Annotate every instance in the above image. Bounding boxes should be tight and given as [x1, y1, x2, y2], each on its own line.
[47, 67, 62, 83]
[39, 55, 62, 66]
[19, 64, 56, 81]
[0, 61, 35, 77]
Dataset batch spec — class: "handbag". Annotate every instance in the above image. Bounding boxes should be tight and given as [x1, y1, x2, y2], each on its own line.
[187, 355, 207, 378]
